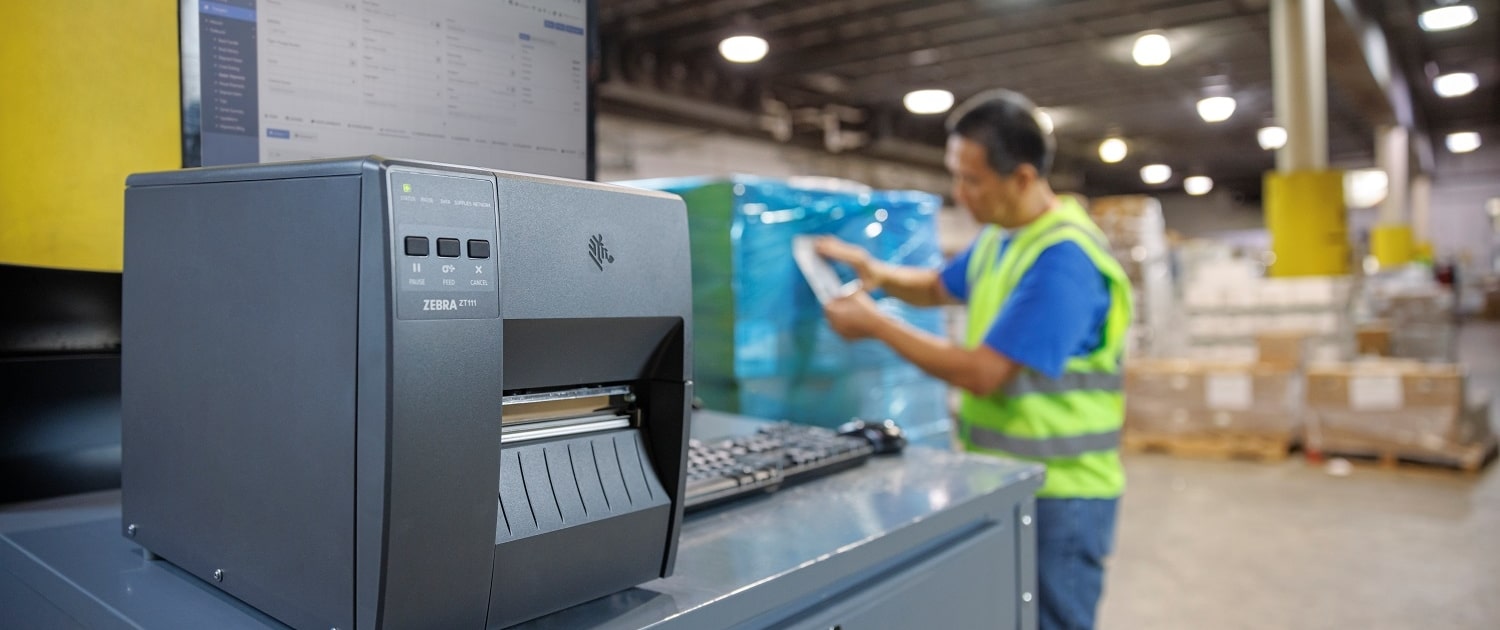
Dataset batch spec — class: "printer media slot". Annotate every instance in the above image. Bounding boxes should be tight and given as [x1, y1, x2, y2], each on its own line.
[501, 383, 638, 443]
[501, 384, 634, 426]
[500, 414, 632, 443]
[501, 384, 632, 407]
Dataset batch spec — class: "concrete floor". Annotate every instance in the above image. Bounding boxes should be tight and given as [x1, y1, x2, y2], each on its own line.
[1100, 321, 1500, 629]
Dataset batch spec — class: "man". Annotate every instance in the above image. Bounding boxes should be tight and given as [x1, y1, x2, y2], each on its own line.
[816, 90, 1132, 630]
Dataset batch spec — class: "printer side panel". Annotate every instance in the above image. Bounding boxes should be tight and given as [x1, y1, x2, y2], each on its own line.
[376, 166, 505, 629]
[355, 161, 391, 630]
[122, 175, 362, 630]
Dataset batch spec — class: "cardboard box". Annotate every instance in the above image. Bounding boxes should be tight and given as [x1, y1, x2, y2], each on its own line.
[1127, 403, 1294, 435]
[1293, 276, 1351, 306]
[1390, 322, 1455, 362]
[1304, 361, 1464, 410]
[1125, 360, 1300, 436]
[1090, 194, 1162, 220]
[1305, 394, 1493, 467]
[1185, 286, 1222, 309]
[1312, 408, 1462, 443]
[1257, 331, 1312, 368]
[1482, 288, 1500, 321]
[1310, 342, 1345, 363]
[1355, 322, 1392, 356]
[1125, 359, 1204, 404]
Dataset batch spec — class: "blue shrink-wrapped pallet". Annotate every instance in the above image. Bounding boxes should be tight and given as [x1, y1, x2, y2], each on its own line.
[619, 175, 951, 445]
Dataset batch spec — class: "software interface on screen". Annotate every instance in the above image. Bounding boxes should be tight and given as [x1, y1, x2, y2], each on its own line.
[183, 0, 587, 179]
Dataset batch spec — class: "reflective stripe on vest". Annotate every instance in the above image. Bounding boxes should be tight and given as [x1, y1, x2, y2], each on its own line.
[968, 425, 1122, 458]
[1003, 370, 1124, 397]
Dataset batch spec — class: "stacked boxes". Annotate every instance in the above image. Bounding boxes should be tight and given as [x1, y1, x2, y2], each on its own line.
[621, 176, 951, 444]
[1359, 268, 1456, 362]
[1355, 322, 1393, 357]
[1124, 359, 1301, 440]
[1089, 196, 1175, 357]
[1181, 255, 1353, 363]
[1305, 361, 1494, 465]
[1371, 290, 1454, 361]
[1483, 278, 1500, 320]
[1256, 331, 1313, 369]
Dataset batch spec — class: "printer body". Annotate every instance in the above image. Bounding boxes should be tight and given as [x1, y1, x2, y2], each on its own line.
[121, 157, 693, 629]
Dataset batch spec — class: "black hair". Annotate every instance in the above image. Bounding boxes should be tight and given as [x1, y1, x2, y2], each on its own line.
[945, 89, 1055, 177]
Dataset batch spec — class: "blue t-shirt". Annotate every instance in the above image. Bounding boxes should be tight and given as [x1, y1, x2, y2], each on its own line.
[940, 236, 1111, 379]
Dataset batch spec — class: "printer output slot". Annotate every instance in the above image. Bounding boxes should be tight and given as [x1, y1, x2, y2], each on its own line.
[501, 384, 632, 407]
[501, 384, 633, 425]
[501, 384, 639, 443]
[500, 414, 632, 444]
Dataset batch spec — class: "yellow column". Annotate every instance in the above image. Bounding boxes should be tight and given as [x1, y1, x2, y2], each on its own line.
[1370, 225, 1413, 267]
[1369, 125, 1413, 267]
[1409, 173, 1433, 264]
[1265, 0, 1347, 276]
[1265, 171, 1349, 276]
[0, 0, 180, 271]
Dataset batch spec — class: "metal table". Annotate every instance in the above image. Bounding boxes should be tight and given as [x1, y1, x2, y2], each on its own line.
[0, 412, 1043, 629]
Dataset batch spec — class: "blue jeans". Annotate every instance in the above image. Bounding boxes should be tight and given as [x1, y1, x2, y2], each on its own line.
[1035, 497, 1119, 630]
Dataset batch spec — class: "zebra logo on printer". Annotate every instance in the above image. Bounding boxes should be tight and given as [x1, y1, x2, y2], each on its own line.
[588, 234, 615, 271]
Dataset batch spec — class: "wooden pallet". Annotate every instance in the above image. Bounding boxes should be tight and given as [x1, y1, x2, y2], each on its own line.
[1308, 437, 1498, 475]
[1122, 431, 1295, 463]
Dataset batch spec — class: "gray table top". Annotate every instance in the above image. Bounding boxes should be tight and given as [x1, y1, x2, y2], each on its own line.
[0, 411, 1043, 629]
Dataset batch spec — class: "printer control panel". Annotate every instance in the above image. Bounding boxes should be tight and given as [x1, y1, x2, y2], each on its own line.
[389, 169, 501, 320]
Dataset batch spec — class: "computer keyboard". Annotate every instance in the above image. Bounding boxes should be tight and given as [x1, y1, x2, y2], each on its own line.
[684, 422, 876, 512]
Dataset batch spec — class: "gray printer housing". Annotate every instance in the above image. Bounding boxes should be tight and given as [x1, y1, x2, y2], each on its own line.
[121, 158, 693, 629]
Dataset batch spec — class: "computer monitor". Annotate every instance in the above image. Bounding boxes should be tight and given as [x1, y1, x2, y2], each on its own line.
[179, 0, 594, 179]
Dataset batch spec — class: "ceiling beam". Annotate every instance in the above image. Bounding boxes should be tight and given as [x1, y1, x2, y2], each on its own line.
[837, 16, 1268, 101]
[661, 0, 968, 52]
[611, 0, 785, 37]
[765, 0, 1241, 75]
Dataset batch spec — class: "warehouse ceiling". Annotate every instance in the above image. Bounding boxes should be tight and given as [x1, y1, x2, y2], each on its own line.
[597, 0, 1499, 200]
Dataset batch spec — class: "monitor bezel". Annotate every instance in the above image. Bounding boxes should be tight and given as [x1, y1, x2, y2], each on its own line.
[177, 0, 598, 180]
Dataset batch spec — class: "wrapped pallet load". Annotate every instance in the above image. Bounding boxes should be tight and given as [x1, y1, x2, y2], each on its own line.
[620, 175, 950, 445]
[1123, 358, 1300, 460]
[1305, 360, 1495, 472]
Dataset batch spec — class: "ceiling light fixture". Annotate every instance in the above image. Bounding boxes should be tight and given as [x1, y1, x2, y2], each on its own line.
[1098, 137, 1128, 163]
[1433, 72, 1478, 97]
[1132, 33, 1171, 67]
[1258, 126, 1288, 150]
[1184, 176, 1214, 195]
[1419, 5, 1478, 31]
[1345, 169, 1388, 208]
[719, 35, 769, 63]
[1196, 96, 1236, 123]
[903, 89, 954, 115]
[1141, 164, 1172, 185]
[1446, 131, 1481, 154]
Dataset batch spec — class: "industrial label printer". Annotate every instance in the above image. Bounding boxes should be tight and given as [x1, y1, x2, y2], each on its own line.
[121, 158, 694, 629]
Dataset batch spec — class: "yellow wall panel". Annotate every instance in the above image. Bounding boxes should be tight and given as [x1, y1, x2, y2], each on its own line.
[0, 1, 180, 271]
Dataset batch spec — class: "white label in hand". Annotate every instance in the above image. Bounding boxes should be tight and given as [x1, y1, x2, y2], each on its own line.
[793, 236, 861, 305]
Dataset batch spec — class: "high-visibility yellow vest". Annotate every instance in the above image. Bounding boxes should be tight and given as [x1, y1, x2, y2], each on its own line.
[958, 198, 1133, 498]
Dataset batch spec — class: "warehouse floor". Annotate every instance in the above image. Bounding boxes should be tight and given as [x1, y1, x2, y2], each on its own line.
[1100, 321, 1500, 629]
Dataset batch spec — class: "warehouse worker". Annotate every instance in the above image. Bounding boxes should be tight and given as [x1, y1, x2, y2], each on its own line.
[816, 89, 1132, 630]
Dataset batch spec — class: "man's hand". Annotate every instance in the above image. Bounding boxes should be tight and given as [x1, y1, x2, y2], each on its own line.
[814, 237, 883, 291]
[823, 290, 885, 340]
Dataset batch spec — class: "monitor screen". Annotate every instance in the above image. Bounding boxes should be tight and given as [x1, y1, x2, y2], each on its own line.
[180, 0, 591, 179]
